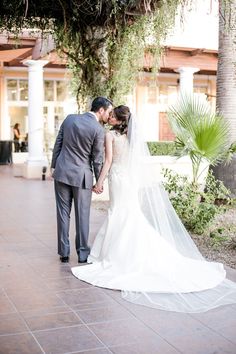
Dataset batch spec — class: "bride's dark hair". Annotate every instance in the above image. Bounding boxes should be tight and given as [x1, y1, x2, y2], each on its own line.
[112, 105, 131, 135]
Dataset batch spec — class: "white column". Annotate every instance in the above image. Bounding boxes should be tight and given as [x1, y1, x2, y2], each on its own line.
[0, 63, 10, 140]
[175, 67, 200, 95]
[23, 60, 48, 178]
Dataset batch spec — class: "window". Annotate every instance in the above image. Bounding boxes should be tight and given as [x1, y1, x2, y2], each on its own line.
[56, 81, 67, 101]
[147, 85, 157, 104]
[158, 85, 178, 111]
[7, 79, 28, 101]
[54, 106, 65, 132]
[44, 80, 69, 101]
[19, 80, 28, 100]
[44, 80, 54, 101]
[7, 80, 17, 100]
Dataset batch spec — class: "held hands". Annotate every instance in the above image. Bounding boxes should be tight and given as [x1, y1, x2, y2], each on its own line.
[93, 182, 103, 194]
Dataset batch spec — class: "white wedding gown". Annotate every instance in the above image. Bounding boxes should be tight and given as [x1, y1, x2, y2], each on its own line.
[72, 130, 236, 312]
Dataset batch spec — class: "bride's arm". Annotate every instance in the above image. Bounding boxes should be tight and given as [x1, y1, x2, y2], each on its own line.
[93, 132, 113, 193]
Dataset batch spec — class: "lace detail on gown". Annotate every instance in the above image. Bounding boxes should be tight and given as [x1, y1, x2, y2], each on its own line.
[107, 131, 130, 210]
[109, 130, 129, 164]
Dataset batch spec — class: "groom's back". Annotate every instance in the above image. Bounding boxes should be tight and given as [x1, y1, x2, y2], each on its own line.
[52, 112, 104, 187]
[62, 113, 100, 163]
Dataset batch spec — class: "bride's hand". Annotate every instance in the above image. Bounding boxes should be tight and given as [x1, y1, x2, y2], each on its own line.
[93, 182, 103, 194]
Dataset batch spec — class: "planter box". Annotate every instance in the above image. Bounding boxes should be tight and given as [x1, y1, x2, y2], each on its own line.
[145, 155, 209, 185]
[12, 152, 28, 164]
[12, 153, 28, 177]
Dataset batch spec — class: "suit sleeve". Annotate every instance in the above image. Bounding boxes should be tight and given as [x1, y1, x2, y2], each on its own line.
[92, 128, 105, 182]
[51, 122, 64, 168]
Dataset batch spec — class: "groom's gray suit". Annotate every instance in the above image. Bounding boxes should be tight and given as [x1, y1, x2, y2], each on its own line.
[51, 112, 104, 261]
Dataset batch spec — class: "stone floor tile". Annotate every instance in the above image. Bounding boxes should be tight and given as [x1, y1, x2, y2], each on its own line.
[25, 311, 82, 331]
[45, 276, 92, 291]
[164, 326, 236, 354]
[33, 324, 104, 354]
[0, 333, 43, 354]
[71, 297, 118, 311]
[119, 303, 212, 338]
[0, 291, 16, 314]
[0, 313, 28, 335]
[76, 303, 133, 324]
[72, 349, 111, 354]
[109, 337, 181, 354]
[7, 289, 64, 311]
[36, 265, 73, 279]
[2, 233, 37, 243]
[20, 305, 71, 319]
[0, 252, 24, 266]
[191, 306, 236, 344]
[15, 247, 54, 258]
[3, 275, 49, 292]
[56, 288, 111, 307]
[88, 317, 161, 347]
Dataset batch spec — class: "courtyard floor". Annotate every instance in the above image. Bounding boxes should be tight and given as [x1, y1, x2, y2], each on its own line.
[0, 165, 236, 354]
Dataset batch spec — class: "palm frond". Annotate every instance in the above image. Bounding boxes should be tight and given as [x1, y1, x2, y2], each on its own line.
[167, 94, 231, 183]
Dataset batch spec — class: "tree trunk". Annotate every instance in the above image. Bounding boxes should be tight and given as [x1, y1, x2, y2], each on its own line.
[213, 0, 236, 196]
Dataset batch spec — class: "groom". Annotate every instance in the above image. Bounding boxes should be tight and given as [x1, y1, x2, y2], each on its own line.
[51, 97, 113, 263]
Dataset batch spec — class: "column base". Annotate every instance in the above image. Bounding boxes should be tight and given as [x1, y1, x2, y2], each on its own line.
[23, 158, 48, 179]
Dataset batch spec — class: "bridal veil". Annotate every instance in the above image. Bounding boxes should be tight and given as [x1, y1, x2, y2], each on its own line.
[121, 113, 236, 312]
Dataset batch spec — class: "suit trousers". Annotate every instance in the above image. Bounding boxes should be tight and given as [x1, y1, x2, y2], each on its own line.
[54, 180, 92, 261]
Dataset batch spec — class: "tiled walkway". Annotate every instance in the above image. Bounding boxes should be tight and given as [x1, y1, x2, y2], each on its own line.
[0, 165, 236, 354]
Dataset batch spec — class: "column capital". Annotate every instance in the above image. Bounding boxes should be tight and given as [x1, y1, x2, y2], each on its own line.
[23, 59, 49, 71]
[175, 67, 200, 75]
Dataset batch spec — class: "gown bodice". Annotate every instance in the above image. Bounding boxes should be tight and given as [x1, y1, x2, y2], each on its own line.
[109, 130, 129, 165]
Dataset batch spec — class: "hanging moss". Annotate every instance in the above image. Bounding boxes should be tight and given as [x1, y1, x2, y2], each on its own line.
[0, 0, 189, 108]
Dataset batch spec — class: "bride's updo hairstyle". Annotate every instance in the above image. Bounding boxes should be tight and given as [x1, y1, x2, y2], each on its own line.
[112, 105, 131, 135]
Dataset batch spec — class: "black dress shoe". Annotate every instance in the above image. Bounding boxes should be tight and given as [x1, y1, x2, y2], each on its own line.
[60, 256, 69, 263]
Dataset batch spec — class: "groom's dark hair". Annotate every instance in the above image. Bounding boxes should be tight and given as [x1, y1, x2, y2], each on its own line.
[91, 97, 113, 112]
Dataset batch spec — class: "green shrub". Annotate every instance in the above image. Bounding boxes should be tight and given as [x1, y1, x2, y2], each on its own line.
[209, 228, 230, 248]
[162, 169, 230, 234]
[147, 141, 176, 156]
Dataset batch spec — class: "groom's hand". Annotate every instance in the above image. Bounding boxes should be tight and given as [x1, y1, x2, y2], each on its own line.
[93, 184, 103, 194]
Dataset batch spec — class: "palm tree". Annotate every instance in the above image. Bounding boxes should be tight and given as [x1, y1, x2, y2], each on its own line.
[213, 0, 236, 196]
[168, 95, 231, 185]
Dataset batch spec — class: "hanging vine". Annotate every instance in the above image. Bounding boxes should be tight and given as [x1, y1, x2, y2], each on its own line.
[0, 0, 189, 108]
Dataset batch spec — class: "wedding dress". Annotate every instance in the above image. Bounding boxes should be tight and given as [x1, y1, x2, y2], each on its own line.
[72, 119, 236, 313]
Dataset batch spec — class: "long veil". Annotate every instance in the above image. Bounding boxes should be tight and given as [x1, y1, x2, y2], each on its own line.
[121, 113, 236, 313]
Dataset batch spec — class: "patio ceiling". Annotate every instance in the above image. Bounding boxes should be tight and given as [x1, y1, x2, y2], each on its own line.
[144, 46, 218, 75]
[0, 47, 33, 66]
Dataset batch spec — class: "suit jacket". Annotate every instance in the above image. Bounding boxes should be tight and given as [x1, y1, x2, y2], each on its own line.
[51, 112, 105, 188]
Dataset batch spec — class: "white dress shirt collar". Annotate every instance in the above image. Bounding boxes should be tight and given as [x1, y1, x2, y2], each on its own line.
[89, 111, 99, 122]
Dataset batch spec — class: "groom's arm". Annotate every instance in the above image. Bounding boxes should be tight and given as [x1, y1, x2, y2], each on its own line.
[91, 128, 105, 182]
[93, 132, 113, 194]
[51, 122, 64, 169]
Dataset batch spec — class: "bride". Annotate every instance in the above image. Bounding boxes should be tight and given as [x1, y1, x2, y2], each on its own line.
[72, 105, 236, 313]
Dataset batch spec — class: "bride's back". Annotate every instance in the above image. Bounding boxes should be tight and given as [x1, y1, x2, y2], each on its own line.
[109, 130, 129, 165]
